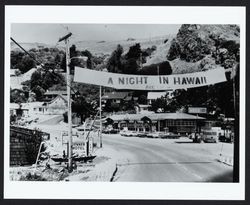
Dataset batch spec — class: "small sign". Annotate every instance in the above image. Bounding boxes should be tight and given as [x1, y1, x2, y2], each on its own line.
[61, 132, 79, 145]
[188, 107, 207, 114]
[61, 132, 94, 156]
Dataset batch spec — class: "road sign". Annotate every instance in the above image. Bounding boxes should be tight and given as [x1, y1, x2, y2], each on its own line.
[188, 107, 207, 114]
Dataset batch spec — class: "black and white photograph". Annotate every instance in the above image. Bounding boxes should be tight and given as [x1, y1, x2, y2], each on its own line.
[4, 6, 246, 200]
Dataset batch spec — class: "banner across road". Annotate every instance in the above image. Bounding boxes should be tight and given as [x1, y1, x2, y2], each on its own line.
[74, 66, 227, 90]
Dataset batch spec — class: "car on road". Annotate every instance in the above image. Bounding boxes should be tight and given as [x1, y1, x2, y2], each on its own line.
[163, 132, 180, 139]
[136, 132, 150, 138]
[103, 128, 119, 134]
[146, 132, 162, 138]
[120, 130, 138, 137]
[202, 130, 218, 143]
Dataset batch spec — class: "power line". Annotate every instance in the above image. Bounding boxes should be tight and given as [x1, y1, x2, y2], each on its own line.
[10, 37, 97, 115]
[11, 37, 41, 65]
[11, 37, 77, 94]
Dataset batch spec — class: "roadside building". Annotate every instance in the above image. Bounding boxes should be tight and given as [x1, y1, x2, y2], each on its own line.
[102, 91, 131, 104]
[10, 103, 29, 117]
[147, 91, 174, 105]
[135, 104, 152, 114]
[20, 95, 68, 116]
[44, 95, 67, 115]
[43, 90, 67, 102]
[21, 102, 46, 115]
[43, 90, 77, 102]
[105, 112, 205, 134]
[10, 103, 20, 116]
[10, 69, 20, 77]
[10, 67, 37, 90]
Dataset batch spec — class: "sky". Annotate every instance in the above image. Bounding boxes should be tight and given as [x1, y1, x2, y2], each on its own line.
[11, 24, 181, 44]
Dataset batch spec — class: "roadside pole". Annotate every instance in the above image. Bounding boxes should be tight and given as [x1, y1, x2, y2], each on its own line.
[66, 38, 73, 171]
[232, 65, 239, 182]
[59, 32, 73, 171]
[99, 86, 102, 148]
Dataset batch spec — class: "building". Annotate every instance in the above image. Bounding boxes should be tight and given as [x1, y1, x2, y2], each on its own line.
[105, 112, 205, 134]
[43, 90, 77, 102]
[147, 91, 174, 105]
[135, 104, 152, 114]
[10, 103, 29, 117]
[44, 95, 68, 115]
[10, 103, 20, 116]
[20, 95, 68, 116]
[43, 90, 67, 102]
[10, 68, 37, 90]
[102, 91, 131, 104]
[10, 69, 19, 77]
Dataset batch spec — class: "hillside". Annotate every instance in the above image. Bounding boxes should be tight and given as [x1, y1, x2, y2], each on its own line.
[74, 35, 170, 56]
[166, 24, 240, 74]
[141, 24, 240, 75]
[11, 35, 170, 56]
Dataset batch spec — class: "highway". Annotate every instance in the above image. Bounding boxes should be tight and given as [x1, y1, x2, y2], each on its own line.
[102, 134, 233, 182]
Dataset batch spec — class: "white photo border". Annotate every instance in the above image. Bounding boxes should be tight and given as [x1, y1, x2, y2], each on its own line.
[4, 6, 246, 200]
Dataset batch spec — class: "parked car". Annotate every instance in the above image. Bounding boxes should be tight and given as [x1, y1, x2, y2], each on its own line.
[163, 132, 180, 139]
[103, 128, 119, 134]
[202, 130, 218, 143]
[136, 132, 149, 138]
[122, 130, 138, 137]
[146, 132, 161, 138]
[119, 130, 127, 136]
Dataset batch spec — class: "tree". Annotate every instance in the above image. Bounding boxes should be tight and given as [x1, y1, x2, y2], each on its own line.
[137, 94, 147, 104]
[60, 54, 66, 72]
[54, 54, 61, 66]
[125, 43, 142, 59]
[107, 44, 123, 73]
[72, 96, 95, 123]
[30, 70, 65, 101]
[12, 54, 36, 74]
[170, 77, 236, 118]
[81, 50, 93, 69]
[10, 89, 28, 103]
[121, 58, 139, 74]
[121, 43, 142, 74]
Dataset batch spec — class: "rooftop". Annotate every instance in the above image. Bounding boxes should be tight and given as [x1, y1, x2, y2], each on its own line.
[102, 92, 130, 100]
[10, 103, 20, 109]
[44, 90, 67, 96]
[106, 112, 205, 122]
[147, 92, 167, 100]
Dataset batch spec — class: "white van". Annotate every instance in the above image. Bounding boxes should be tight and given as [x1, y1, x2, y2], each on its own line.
[202, 130, 218, 143]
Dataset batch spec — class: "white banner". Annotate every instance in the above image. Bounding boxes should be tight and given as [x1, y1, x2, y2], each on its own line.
[74, 67, 227, 90]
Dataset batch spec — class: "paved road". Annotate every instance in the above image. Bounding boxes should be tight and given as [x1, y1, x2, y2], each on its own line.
[102, 134, 233, 182]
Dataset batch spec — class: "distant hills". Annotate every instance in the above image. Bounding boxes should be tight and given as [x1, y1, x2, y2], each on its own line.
[11, 25, 240, 76]
[11, 35, 171, 56]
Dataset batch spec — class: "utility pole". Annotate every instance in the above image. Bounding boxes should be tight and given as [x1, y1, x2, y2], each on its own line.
[99, 86, 102, 148]
[232, 64, 239, 182]
[59, 32, 73, 171]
